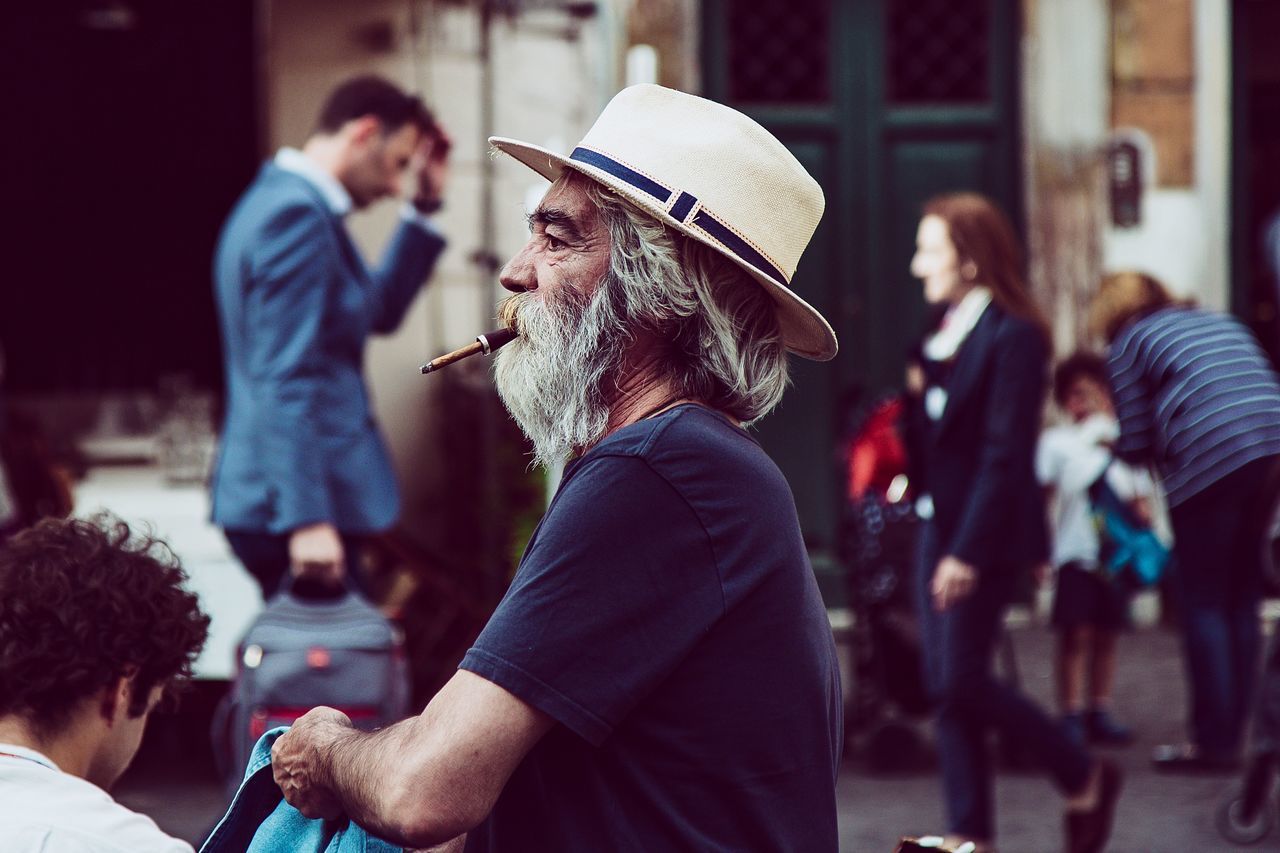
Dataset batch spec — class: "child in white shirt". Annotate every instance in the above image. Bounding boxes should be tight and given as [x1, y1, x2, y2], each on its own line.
[1037, 352, 1155, 746]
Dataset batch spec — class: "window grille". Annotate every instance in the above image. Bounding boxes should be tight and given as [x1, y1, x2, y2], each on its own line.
[887, 0, 991, 104]
[727, 0, 832, 104]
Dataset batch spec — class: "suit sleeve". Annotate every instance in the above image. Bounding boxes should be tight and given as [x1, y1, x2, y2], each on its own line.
[243, 204, 339, 532]
[948, 320, 1049, 567]
[367, 220, 446, 334]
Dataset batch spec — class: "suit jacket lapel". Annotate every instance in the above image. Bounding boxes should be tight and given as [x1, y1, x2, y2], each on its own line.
[328, 219, 371, 286]
[268, 165, 369, 285]
[937, 305, 1000, 434]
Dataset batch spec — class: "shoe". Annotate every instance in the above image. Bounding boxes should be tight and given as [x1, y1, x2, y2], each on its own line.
[1060, 712, 1086, 747]
[1151, 743, 1240, 773]
[1064, 759, 1123, 853]
[894, 836, 993, 853]
[1085, 709, 1134, 747]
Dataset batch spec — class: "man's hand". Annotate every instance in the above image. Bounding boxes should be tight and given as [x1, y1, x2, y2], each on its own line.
[272, 706, 353, 820]
[931, 555, 978, 612]
[410, 128, 452, 211]
[289, 522, 345, 585]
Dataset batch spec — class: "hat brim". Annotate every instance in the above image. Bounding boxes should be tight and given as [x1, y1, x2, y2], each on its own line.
[489, 136, 838, 361]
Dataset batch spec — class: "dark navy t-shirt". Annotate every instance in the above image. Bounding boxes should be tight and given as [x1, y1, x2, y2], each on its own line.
[460, 404, 843, 852]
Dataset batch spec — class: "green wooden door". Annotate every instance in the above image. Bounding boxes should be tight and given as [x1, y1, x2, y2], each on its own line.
[703, 0, 1022, 602]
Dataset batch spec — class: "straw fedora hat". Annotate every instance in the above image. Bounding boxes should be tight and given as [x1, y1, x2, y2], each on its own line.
[489, 84, 837, 361]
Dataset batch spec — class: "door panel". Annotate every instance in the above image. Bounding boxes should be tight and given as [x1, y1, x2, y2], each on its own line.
[751, 138, 839, 549]
[872, 138, 998, 387]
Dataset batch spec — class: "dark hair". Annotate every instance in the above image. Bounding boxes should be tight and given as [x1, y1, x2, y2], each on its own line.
[0, 516, 209, 736]
[1052, 351, 1109, 406]
[315, 75, 437, 137]
[923, 192, 1053, 347]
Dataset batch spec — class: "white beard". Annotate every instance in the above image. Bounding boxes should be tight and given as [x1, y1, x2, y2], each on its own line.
[493, 282, 624, 470]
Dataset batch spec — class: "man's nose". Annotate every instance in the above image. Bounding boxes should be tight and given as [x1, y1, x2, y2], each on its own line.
[499, 243, 537, 293]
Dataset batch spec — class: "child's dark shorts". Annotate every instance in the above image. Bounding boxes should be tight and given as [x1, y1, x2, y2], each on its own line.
[1051, 561, 1133, 630]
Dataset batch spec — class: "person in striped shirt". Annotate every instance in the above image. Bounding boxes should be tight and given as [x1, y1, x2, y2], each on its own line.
[1091, 270, 1280, 772]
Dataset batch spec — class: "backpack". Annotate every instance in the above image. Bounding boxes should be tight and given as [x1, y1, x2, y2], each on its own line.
[212, 580, 410, 789]
[1089, 473, 1171, 587]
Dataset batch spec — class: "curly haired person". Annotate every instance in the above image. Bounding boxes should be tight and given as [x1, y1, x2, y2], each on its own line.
[0, 516, 210, 852]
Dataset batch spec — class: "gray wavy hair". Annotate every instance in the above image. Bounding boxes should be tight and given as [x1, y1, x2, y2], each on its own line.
[581, 178, 790, 424]
[494, 174, 791, 469]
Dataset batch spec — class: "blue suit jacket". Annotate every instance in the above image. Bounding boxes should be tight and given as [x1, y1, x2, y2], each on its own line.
[921, 304, 1050, 570]
[211, 164, 445, 535]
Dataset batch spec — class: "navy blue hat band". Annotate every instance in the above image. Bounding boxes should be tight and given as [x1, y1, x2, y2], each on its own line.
[569, 146, 787, 285]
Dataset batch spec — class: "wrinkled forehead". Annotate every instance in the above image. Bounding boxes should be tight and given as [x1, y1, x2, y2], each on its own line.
[537, 172, 605, 229]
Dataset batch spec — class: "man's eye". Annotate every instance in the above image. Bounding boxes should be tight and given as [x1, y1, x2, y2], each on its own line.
[546, 236, 566, 250]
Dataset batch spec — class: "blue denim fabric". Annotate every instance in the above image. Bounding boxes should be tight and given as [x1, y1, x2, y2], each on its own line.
[200, 727, 400, 853]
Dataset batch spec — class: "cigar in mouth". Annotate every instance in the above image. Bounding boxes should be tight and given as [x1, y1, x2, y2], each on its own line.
[419, 327, 519, 374]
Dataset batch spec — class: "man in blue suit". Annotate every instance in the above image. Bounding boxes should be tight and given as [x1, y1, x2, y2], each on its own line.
[211, 76, 450, 598]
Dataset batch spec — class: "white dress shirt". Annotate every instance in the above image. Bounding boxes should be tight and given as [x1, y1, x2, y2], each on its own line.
[0, 743, 193, 853]
[921, 286, 994, 421]
[273, 146, 441, 234]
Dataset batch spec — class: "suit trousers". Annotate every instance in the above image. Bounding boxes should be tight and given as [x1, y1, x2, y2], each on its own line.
[915, 521, 1092, 840]
[1167, 454, 1279, 757]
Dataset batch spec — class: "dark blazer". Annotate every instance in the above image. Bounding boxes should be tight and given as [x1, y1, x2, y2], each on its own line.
[210, 164, 445, 535]
[921, 303, 1050, 570]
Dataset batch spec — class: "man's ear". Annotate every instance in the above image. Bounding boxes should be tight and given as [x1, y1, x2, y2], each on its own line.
[97, 675, 132, 728]
[98, 666, 142, 728]
[347, 115, 383, 147]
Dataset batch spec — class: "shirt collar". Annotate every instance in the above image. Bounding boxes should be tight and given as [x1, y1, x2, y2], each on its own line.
[274, 147, 352, 216]
[923, 286, 993, 361]
[0, 742, 60, 771]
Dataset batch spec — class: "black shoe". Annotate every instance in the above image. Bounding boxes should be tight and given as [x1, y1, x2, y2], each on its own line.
[1065, 760, 1123, 853]
[1086, 709, 1134, 747]
[1061, 712, 1086, 747]
[1151, 743, 1240, 773]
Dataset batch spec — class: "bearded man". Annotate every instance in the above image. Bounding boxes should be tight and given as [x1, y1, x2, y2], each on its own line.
[271, 84, 843, 852]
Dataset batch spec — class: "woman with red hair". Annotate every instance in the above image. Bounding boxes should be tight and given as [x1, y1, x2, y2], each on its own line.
[907, 193, 1118, 852]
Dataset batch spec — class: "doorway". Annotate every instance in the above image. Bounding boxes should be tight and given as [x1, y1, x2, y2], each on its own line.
[702, 0, 1022, 586]
[1, 0, 260, 395]
[1233, 0, 1280, 363]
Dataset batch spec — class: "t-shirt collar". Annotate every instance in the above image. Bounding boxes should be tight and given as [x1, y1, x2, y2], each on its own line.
[274, 147, 353, 216]
[0, 742, 60, 771]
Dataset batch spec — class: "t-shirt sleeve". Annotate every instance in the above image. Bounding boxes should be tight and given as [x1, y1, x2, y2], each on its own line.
[459, 454, 723, 746]
[1035, 431, 1062, 486]
[1106, 460, 1155, 500]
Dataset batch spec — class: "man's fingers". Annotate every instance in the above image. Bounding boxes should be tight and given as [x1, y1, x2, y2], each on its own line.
[298, 798, 344, 821]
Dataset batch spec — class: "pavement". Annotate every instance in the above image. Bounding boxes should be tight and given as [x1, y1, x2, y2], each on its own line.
[836, 624, 1261, 852]
[116, 621, 1273, 852]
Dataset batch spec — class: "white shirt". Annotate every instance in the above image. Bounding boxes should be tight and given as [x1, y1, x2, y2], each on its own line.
[922, 287, 994, 421]
[273, 147, 441, 234]
[1036, 414, 1154, 570]
[0, 743, 193, 853]
[274, 147, 352, 215]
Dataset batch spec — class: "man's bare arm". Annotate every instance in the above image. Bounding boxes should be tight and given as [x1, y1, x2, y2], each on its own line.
[273, 670, 552, 846]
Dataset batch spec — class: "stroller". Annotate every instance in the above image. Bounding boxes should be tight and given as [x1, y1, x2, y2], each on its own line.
[839, 393, 1031, 772]
[1215, 472, 1280, 845]
[840, 395, 932, 771]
